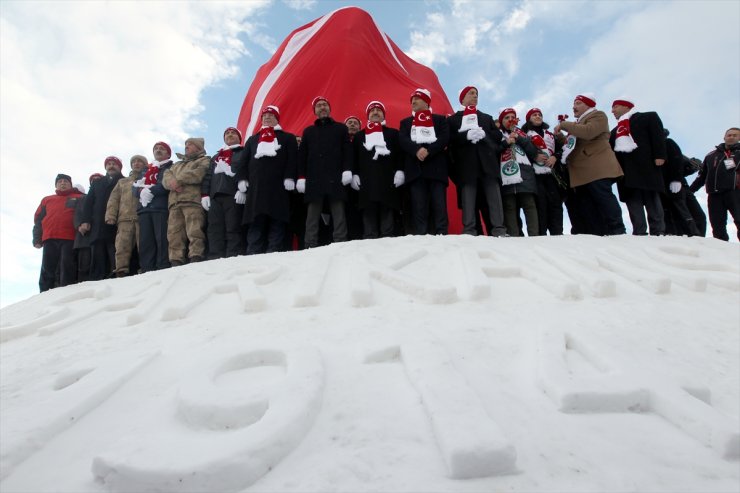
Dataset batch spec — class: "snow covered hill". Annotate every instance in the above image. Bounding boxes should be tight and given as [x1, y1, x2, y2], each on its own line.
[0, 234, 738, 493]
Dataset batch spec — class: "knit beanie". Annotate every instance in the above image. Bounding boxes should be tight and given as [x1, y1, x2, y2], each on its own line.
[55, 173, 72, 185]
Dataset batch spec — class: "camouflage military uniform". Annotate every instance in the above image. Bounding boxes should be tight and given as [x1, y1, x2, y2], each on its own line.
[163, 151, 210, 263]
[105, 168, 144, 274]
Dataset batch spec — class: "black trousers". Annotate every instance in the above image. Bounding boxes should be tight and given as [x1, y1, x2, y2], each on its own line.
[708, 190, 740, 241]
[362, 202, 396, 239]
[409, 178, 448, 235]
[247, 214, 286, 254]
[90, 238, 115, 281]
[576, 179, 626, 235]
[40, 239, 75, 292]
[535, 174, 564, 235]
[138, 212, 170, 272]
[663, 189, 700, 236]
[75, 247, 91, 283]
[624, 188, 665, 235]
[207, 194, 244, 259]
[686, 191, 707, 237]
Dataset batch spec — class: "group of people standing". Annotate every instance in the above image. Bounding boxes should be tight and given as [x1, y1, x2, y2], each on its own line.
[33, 87, 739, 292]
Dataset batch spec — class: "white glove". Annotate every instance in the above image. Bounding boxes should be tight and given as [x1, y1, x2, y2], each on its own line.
[393, 170, 405, 188]
[467, 127, 486, 144]
[237, 180, 248, 193]
[284, 178, 295, 191]
[234, 191, 246, 204]
[296, 178, 306, 194]
[669, 181, 682, 194]
[140, 187, 154, 207]
[351, 174, 361, 191]
[201, 196, 211, 211]
[341, 170, 352, 186]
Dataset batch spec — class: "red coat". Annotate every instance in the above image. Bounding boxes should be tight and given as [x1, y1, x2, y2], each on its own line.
[33, 189, 83, 244]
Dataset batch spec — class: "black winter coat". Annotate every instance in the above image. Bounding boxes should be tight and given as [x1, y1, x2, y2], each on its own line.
[353, 126, 403, 210]
[398, 114, 450, 184]
[298, 117, 353, 203]
[201, 146, 246, 197]
[447, 110, 502, 185]
[690, 142, 740, 194]
[663, 138, 687, 188]
[500, 131, 540, 196]
[81, 172, 122, 242]
[136, 161, 173, 215]
[610, 111, 667, 193]
[237, 130, 298, 224]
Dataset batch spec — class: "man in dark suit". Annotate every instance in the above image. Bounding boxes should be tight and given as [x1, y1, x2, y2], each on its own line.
[78, 156, 124, 280]
[610, 98, 667, 235]
[398, 88, 450, 235]
[297, 96, 354, 248]
[447, 86, 506, 236]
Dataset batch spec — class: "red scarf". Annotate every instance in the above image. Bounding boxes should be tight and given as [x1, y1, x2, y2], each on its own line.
[143, 165, 159, 185]
[410, 109, 436, 144]
[254, 125, 282, 158]
[614, 109, 638, 152]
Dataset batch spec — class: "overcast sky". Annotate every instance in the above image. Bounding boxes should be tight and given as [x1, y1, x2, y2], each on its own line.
[1, 0, 738, 307]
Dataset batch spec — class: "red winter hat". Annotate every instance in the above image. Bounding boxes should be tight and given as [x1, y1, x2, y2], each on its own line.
[526, 108, 542, 123]
[498, 108, 517, 125]
[261, 105, 280, 122]
[458, 86, 477, 104]
[344, 115, 361, 125]
[410, 88, 431, 106]
[612, 98, 634, 109]
[89, 173, 103, 185]
[153, 141, 172, 158]
[575, 93, 596, 108]
[104, 156, 123, 169]
[365, 100, 386, 118]
[312, 96, 329, 109]
[224, 126, 243, 142]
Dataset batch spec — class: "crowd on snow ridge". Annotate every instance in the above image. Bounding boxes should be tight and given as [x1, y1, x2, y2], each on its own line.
[33, 87, 740, 292]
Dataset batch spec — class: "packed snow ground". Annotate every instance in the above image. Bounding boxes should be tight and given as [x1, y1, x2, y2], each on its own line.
[0, 234, 738, 493]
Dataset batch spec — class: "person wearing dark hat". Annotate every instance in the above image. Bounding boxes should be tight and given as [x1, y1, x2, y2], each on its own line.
[609, 97, 667, 235]
[351, 100, 403, 239]
[79, 156, 124, 279]
[660, 129, 702, 237]
[447, 86, 507, 237]
[344, 116, 362, 141]
[201, 127, 246, 259]
[522, 107, 567, 235]
[399, 88, 450, 235]
[235, 105, 298, 254]
[498, 108, 540, 236]
[297, 96, 354, 248]
[554, 94, 625, 235]
[136, 142, 174, 272]
[689, 127, 740, 241]
[105, 155, 148, 277]
[163, 138, 211, 264]
[34, 173, 83, 291]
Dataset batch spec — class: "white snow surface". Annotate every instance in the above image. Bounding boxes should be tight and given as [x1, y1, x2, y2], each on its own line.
[0, 234, 738, 493]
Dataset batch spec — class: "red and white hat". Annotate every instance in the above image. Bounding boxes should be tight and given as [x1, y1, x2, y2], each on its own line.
[104, 156, 123, 169]
[261, 105, 281, 121]
[575, 93, 596, 108]
[224, 126, 243, 142]
[526, 107, 542, 122]
[611, 97, 634, 109]
[366, 100, 386, 117]
[344, 115, 361, 125]
[153, 141, 171, 158]
[312, 96, 329, 109]
[498, 108, 517, 125]
[458, 86, 477, 104]
[410, 88, 431, 105]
